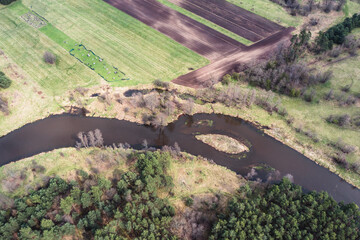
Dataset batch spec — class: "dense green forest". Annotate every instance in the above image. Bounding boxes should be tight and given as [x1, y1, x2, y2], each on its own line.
[0, 151, 359, 239]
[0, 151, 176, 239]
[209, 178, 360, 240]
[0, 0, 16, 5]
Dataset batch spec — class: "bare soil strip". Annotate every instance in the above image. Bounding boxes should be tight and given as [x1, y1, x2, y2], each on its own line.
[173, 28, 295, 88]
[168, 0, 284, 42]
[104, 0, 245, 61]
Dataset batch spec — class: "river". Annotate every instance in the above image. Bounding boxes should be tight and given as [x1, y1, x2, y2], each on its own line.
[0, 113, 359, 205]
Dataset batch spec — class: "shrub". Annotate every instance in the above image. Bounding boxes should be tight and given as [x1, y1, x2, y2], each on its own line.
[153, 79, 170, 89]
[184, 196, 194, 207]
[0, 72, 11, 89]
[332, 153, 349, 169]
[332, 139, 357, 154]
[326, 114, 351, 127]
[0, 94, 9, 115]
[43, 51, 56, 64]
[351, 162, 360, 174]
[221, 74, 232, 85]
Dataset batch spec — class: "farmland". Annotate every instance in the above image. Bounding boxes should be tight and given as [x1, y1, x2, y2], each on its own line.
[104, 0, 245, 61]
[0, 0, 209, 135]
[9, 0, 209, 85]
[167, 0, 284, 42]
[156, 0, 253, 45]
[0, 0, 360, 238]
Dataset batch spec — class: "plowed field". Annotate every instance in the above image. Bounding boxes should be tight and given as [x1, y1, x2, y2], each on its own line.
[104, 0, 246, 61]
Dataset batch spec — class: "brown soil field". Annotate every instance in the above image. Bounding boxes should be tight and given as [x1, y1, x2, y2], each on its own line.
[104, 0, 245, 61]
[168, 0, 284, 42]
[104, 0, 294, 87]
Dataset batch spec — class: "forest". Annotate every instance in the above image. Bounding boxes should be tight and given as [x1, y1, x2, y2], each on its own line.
[209, 178, 360, 240]
[0, 151, 359, 239]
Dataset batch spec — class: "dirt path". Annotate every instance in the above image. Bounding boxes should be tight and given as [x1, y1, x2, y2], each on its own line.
[104, 0, 245, 61]
[103, 0, 294, 87]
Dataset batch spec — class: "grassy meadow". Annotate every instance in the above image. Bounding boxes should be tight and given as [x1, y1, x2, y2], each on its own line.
[227, 0, 301, 27]
[22, 0, 209, 86]
[0, 148, 243, 201]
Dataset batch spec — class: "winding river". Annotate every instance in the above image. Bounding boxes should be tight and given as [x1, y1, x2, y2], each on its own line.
[0, 113, 359, 205]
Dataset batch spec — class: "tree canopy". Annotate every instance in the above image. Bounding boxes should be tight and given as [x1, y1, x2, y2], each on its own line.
[209, 178, 360, 240]
[0, 72, 11, 89]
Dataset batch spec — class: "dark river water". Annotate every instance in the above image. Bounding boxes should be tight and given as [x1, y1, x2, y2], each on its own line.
[0, 113, 359, 205]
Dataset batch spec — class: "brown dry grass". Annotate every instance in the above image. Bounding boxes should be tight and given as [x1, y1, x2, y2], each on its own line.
[195, 134, 249, 154]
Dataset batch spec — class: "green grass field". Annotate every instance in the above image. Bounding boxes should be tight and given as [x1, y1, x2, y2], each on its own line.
[22, 0, 209, 86]
[156, 0, 253, 45]
[0, 0, 209, 136]
[227, 0, 301, 27]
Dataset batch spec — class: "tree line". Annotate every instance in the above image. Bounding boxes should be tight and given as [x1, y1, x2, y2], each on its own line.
[270, 0, 345, 16]
[0, 0, 16, 5]
[315, 13, 360, 53]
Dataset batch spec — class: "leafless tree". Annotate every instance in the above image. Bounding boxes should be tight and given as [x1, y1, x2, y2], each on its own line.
[94, 129, 104, 147]
[144, 92, 160, 112]
[43, 51, 56, 64]
[165, 100, 176, 116]
[0, 94, 9, 115]
[183, 98, 194, 115]
[77, 132, 87, 148]
[88, 130, 96, 147]
[142, 139, 148, 149]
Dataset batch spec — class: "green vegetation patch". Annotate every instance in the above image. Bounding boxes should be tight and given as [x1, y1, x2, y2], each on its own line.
[226, 0, 300, 27]
[20, 11, 47, 28]
[209, 178, 360, 240]
[22, 0, 209, 86]
[35, 13, 130, 82]
[70, 44, 129, 82]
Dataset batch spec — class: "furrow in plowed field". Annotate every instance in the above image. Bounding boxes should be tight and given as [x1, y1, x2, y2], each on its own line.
[104, 0, 246, 61]
[168, 0, 284, 42]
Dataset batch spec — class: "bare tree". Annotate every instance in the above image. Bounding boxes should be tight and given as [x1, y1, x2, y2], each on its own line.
[43, 51, 56, 64]
[183, 98, 194, 115]
[94, 129, 104, 147]
[165, 100, 176, 116]
[144, 92, 160, 112]
[77, 132, 87, 148]
[88, 131, 96, 147]
[0, 94, 9, 115]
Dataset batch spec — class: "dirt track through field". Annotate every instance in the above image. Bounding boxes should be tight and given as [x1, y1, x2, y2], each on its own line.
[104, 0, 294, 87]
[104, 0, 245, 61]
